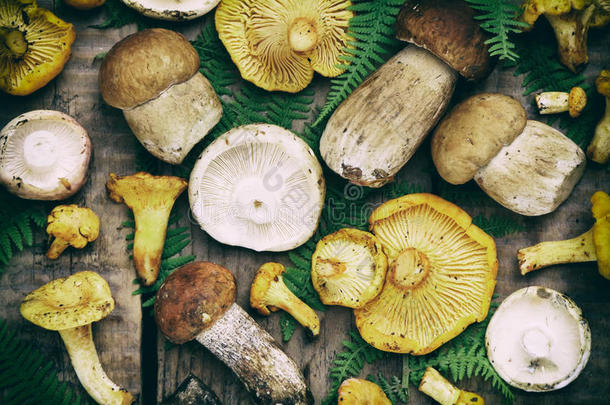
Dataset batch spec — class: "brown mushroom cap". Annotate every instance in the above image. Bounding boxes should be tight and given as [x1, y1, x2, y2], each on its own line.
[154, 262, 236, 344]
[431, 93, 527, 185]
[395, 0, 492, 81]
[99, 28, 200, 109]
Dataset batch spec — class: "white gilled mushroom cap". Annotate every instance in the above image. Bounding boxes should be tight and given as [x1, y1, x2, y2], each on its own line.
[486, 286, 591, 392]
[121, 0, 219, 21]
[0, 110, 91, 200]
[189, 124, 325, 252]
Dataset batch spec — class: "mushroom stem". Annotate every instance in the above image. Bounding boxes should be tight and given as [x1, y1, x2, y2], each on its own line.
[59, 324, 134, 405]
[132, 208, 171, 285]
[47, 237, 70, 259]
[545, 5, 595, 72]
[1, 30, 27, 57]
[270, 291, 319, 336]
[535, 87, 586, 117]
[587, 95, 610, 164]
[518, 228, 595, 275]
[196, 304, 311, 405]
[418, 367, 484, 405]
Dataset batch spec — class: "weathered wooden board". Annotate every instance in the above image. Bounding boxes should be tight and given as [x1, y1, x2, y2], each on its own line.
[1, 2, 609, 405]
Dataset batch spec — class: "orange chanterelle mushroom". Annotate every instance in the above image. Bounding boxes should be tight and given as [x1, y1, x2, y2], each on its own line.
[215, 0, 353, 93]
[354, 193, 497, 355]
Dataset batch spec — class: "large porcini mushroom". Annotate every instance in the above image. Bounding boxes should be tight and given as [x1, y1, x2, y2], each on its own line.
[486, 286, 591, 392]
[432, 93, 586, 216]
[250, 262, 320, 336]
[0, 110, 91, 200]
[311, 228, 387, 308]
[0, 0, 75, 95]
[20, 271, 135, 405]
[587, 69, 610, 164]
[106, 172, 187, 286]
[189, 124, 325, 252]
[99, 28, 222, 165]
[418, 367, 484, 405]
[121, 0, 219, 21]
[518, 190, 610, 279]
[354, 193, 497, 354]
[337, 378, 391, 405]
[46, 204, 100, 259]
[215, 0, 353, 93]
[155, 261, 311, 405]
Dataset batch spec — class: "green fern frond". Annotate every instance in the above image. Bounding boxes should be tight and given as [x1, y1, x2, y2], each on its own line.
[465, 0, 529, 62]
[0, 319, 95, 404]
[473, 214, 524, 237]
[279, 312, 299, 342]
[314, 0, 405, 126]
[368, 373, 409, 404]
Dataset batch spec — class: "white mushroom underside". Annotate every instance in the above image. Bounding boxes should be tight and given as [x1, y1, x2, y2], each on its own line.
[121, 0, 220, 20]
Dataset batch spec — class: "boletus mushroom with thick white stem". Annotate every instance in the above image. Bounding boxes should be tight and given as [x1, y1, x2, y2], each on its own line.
[99, 28, 222, 165]
[486, 286, 591, 392]
[432, 93, 586, 216]
[0, 110, 91, 200]
[155, 261, 312, 405]
[189, 123, 325, 252]
[20, 271, 135, 405]
[320, 0, 491, 188]
[121, 0, 219, 21]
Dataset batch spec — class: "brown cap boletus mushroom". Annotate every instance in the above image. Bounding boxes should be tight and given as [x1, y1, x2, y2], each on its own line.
[432, 93, 586, 216]
[155, 261, 311, 405]
[99, 28, 222, 165]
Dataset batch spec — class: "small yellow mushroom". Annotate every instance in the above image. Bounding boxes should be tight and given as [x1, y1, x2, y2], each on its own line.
[46, 205, 100, 259]
[337, 378, 391, 404]
[587, 70, 610, 164]
[419, 367, 484, 405]
[535, 86, 587, 118]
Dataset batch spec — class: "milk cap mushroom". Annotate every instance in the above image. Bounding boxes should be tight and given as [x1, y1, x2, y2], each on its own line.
[20, 271, 135, 404]
[0, 0, 75, 95]
[486, 286, 591, 392]
[155, 261, 311, 404]
[215, 0, 353, 93]
[311, 228, 387, 308]
[0, 110, 91, 200]
[355, 194, 497, 354]
[99, 28, 222, 165]
[189, 124, 325, 252]
[121, 0, 219, 21]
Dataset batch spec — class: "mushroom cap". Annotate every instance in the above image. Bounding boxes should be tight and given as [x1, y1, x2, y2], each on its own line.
[485, 286, 591, 392]
[250, 262, 286, 315]
[597, 69, 610, 97]
[591, 191, 610, 279]
[106, 172, 188, 210]
[311, 228, 387, 308]
[99, 28, 200, 109]
[154, 262, 236, 344]
[215, 0, 353, 93]
[0, 110, 91, 200]
[395, 0, 492, 81]
[20, 271, 114, 331]
[431, 93, 528, 185]
[355, 193, 497, 354]
[337, 378, 392, 404]
[120, 0, 219, 21]
[568, 86, 587, 117]
[189, 123, 325, 252]
[521, 0, 591, 26]
[0, 0, 75, 95]
[47, 204, 100, 246]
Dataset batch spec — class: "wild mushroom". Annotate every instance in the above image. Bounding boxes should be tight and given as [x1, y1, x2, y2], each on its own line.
[250, 262, 320, 336]
[189, 124, 325, 252]
[311, 228, 387, 308]
[155, 261, 311, 405]
[337, 378, 391, 404]
[20, 271, 135, 405]
[432, 93, 586, 216]
[215, 0, 353, 93]
[106, 172, 187, 286]
[320, 0, 492, 188]
[121, 0, 219, 20]
[354, 193, 497, 354]
[99, 28, 222, 165]
[161, 374, 221, 405]
[518, 190, 609, 279]
[46, 204, 100, 259]
[418, 367, 484, 405]
[587, 69, 610, 164]
[520, 0, 609, 72]
[535, 86, 587, 117]
[63, 0, 105, 9]
[0, 110, 92, 200]
[0, 0, 75, 95]
[486, 286, 591, 392]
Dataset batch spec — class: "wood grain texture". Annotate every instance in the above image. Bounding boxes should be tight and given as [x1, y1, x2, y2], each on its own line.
[1, 4, 609, 405]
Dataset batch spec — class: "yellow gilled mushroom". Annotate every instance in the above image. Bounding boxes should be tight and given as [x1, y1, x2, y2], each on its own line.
[46, 204, 100, 259]
[311, 228, 387, 308]
[419, 367, 484, 405]
[20, 271, 134, 405]
[215, 0, 353, 93]
[355, 193, 497, 354]
[0, 0, 75, 95]
[337, 378, 391, 405]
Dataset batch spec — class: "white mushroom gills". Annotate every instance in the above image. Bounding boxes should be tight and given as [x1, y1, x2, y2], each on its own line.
[485, 286, 591, 392]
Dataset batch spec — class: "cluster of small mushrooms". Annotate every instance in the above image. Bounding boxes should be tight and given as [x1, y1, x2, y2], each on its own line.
[0, 0, 608, 404]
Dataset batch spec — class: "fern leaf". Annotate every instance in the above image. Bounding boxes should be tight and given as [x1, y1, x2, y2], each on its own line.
[473, 214, 524, 237]
[279, 312, 298, 342]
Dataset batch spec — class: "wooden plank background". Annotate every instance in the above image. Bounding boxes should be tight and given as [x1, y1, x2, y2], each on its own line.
[1, 2, 608, 404]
